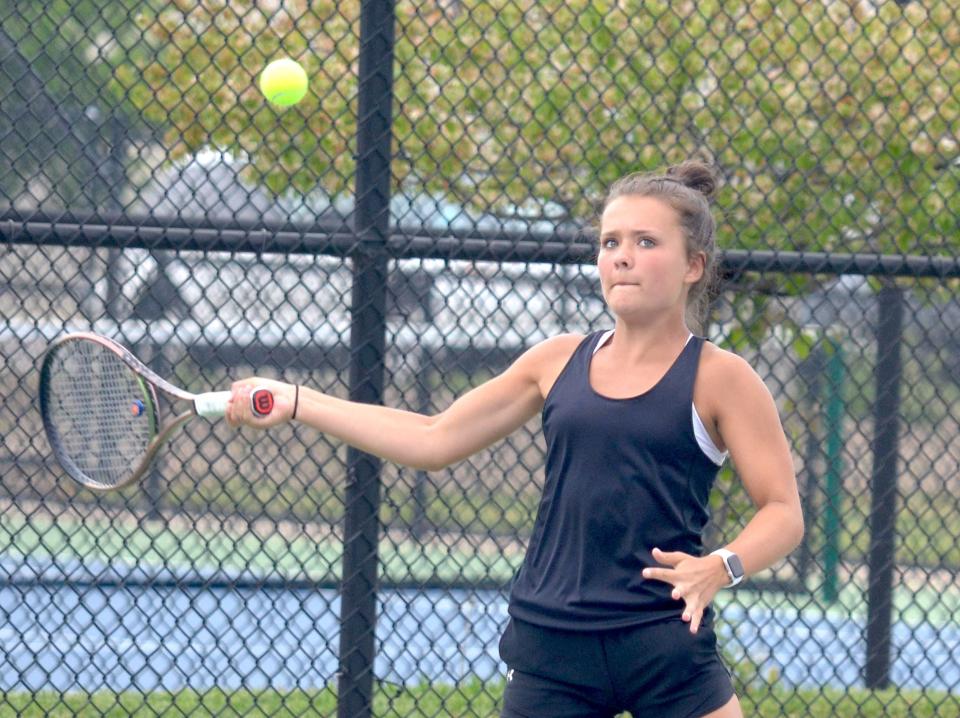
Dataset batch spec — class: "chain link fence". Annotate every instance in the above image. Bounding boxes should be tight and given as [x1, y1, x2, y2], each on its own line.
[2, 0, 960, 716]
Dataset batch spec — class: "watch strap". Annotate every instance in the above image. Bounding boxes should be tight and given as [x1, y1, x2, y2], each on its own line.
[710, 548, 744, 587]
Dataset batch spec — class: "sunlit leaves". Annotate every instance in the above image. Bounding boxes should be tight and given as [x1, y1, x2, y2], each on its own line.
[11, 0, 960, 254]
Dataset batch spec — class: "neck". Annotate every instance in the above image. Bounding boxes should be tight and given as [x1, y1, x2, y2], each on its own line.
[608, 313, 692, 362]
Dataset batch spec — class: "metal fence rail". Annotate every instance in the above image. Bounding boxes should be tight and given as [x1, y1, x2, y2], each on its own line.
[2, 1, 960, 716]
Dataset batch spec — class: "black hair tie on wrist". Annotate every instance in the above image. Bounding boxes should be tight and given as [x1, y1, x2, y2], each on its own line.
[292, 384, 300, 421]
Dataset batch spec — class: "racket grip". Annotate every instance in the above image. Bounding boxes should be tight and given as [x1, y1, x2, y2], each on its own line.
[251, 387, 275, 416]
[195, 391, 232, 418]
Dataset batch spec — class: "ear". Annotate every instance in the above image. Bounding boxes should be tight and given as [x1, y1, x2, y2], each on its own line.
[685, 251, 705, 285]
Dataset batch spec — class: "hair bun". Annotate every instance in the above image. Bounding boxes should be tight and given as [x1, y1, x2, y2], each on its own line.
[665, 161, 718, 199]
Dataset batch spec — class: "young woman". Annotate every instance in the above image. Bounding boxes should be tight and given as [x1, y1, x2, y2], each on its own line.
[226, 161, 803, 718]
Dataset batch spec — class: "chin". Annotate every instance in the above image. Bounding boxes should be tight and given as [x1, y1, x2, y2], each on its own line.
[608, 299, 677, 323]
[607, 302, 649, 321]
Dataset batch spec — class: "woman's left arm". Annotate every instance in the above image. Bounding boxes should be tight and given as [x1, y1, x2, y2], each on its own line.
[643, 351, 803, 632]
[709, 352, 804, 575]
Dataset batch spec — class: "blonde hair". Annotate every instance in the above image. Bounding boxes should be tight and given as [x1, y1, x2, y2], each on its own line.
[600, 161, 720, 334]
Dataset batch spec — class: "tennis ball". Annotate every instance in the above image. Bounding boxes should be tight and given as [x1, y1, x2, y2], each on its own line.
[259, 58, 308, 107]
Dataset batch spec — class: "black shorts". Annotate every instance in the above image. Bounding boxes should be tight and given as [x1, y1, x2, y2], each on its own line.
[498, 614, 735, 718]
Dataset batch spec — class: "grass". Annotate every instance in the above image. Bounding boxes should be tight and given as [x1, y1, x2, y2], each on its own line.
[1, 681, 958, 717]
[741, 684, 960, 717]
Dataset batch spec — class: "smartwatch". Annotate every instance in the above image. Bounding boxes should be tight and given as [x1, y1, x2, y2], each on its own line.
[710, 548, 745, 587]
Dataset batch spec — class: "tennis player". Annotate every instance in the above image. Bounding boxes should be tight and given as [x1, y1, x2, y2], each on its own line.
[227, 160, 803, 718]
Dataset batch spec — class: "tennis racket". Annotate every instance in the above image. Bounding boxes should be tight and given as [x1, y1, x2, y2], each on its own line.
[39, 331, 274, 491]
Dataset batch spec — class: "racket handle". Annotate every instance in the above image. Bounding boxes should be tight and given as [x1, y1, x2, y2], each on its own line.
[251, 387, 274, 416]
[194, 388, 274, 418]
[194, 391, 232, 418]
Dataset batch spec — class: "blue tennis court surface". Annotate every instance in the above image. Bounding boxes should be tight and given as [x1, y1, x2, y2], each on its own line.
[1, 581, 957, 694]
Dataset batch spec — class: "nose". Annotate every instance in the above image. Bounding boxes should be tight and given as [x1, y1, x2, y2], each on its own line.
[613, 243, 633, 269]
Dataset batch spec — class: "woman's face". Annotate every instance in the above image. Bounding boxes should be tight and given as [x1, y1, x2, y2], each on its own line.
[597, 195, 704, 322]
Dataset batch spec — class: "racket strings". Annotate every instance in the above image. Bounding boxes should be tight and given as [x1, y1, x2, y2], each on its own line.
[45, 340, 156, 488]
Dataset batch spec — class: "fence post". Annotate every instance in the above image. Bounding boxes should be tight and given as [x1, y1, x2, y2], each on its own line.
[797, 344, 824, 588]
[864, 284, 904, 689]
[337, 0, 396, 716]
[822, 337, 844, 604]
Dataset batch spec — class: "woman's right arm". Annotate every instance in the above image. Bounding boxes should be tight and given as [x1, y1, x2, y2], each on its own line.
[226, 335, 579, 471]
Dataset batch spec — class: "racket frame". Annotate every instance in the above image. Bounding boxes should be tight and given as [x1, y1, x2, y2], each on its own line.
[40, 331, 234, 491]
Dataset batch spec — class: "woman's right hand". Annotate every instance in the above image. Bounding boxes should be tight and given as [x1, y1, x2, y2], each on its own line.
[226, 378, 298, 429]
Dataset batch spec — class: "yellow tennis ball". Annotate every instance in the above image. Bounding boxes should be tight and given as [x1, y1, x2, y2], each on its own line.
[259, 58, 308, 107]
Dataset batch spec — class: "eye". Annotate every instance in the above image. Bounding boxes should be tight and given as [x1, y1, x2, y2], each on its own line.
[637, 237, 656, 248]
[600, 237, 618, 249]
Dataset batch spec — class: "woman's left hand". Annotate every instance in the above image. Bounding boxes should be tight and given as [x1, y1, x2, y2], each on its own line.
[642, 547, 729, 634]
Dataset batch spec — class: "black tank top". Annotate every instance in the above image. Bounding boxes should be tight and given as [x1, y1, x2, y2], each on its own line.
[508, 330, 722, 630]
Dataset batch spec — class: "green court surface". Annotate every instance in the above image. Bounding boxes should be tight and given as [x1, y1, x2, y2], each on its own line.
[5, 506, 958, 629]
[0, 505, 522, 587]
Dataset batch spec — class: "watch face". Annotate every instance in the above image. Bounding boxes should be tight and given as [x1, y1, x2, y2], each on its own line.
[728, 554, 745, 579]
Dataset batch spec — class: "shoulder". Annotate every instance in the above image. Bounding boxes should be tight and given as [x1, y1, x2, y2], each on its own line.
[515, 333, 589, 397]
[699, 341, 757, 380]
[528, 333, 589, 358]
[518, 333, 587, 372]
[697, 341, 797, 502]
[698, 341, 775, 410]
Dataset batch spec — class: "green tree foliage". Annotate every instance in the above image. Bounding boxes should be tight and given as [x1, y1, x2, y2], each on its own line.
[0, 0, 150, 208]
[114, 0, 359, 197]
[8, 0, 960, 255]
